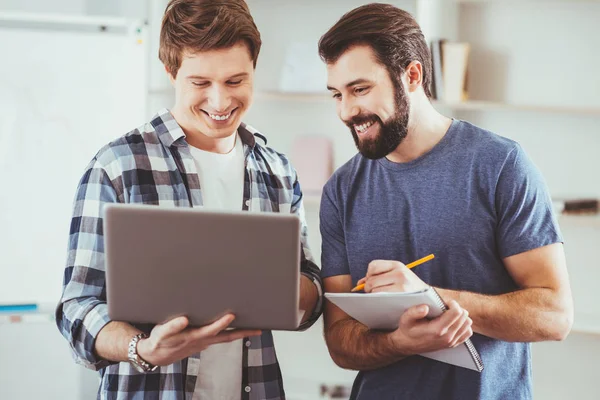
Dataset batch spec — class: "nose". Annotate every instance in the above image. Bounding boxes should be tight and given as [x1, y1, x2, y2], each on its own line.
[207, 84, 232, 113]
[339, 97, 360, 123]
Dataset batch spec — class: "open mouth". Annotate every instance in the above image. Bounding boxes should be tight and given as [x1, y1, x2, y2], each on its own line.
[354, 120, 377, 136]
[201, 108, 238, 123]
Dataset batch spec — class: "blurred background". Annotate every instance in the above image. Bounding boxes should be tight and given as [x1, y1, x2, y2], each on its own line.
[1, 0, 599, 399]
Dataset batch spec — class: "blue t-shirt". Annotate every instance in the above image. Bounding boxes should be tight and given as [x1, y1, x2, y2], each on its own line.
[319, 119, 562, 400]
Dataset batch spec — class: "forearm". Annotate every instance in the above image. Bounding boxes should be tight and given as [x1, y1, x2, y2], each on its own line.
[436, 287, 573, 342]
[56, 298, 120, 371]
[94, 321, 142, 362]
[299, 275, 318, 324]
[326, 317, 406, 371]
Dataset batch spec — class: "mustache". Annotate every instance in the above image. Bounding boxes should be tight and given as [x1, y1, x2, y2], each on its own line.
[344, 114, 382, 129]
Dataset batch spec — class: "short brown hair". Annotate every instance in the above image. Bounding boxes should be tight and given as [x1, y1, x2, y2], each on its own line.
[159, 0, 262, 78]
[318, 3, 432, 98]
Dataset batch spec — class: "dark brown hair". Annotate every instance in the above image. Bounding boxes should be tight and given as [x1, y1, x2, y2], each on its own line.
[318, 3, 432, 98]
[159, 0, 262, 78]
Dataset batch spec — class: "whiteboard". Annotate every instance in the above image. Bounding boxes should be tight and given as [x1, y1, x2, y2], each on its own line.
[0, 13, 147, 306]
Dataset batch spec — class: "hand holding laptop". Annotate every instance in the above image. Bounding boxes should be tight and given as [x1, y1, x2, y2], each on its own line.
[104, 204, 304, 331]
[137, 314, 262, 367]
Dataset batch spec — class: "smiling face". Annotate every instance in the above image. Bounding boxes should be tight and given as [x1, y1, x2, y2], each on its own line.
[326, 45, 410, 159]
[169, 42, 254, 145]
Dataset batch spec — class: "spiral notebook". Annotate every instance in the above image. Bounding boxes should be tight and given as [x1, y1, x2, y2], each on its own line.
[325, 288, 484, 372]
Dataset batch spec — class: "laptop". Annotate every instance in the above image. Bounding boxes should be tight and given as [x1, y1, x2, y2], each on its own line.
[103, 203, 302, 330]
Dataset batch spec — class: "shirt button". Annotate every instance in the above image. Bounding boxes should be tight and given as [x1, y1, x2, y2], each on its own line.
[245, 386, 251, 393]
[245, 340, 251, 347]
[245, 200, 250, 207]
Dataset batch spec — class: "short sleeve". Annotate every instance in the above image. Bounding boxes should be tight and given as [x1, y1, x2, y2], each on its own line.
[319, 179, 351, 278]
[495, 144, 563, 258]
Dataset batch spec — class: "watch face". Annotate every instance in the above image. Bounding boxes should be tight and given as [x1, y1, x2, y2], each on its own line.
[129, 358, 148, 373]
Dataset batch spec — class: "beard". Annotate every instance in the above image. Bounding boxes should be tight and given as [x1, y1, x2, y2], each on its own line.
[346, 82, 410, 160]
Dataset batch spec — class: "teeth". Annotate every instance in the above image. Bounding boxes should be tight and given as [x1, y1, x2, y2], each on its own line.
[208, 111, 232, 121]
[355, 120, 374, 133]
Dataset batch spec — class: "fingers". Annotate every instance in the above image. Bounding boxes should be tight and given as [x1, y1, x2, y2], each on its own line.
[211, 329, 262, 345]
[445, 308, 470, 341]
[189, 314, 236, 341]
[430, 301, 473, 347]
[154, 316, 189, 338]
[450, 319, 473, 347]
[365, 274, 397, 293]
[432, 301, 463, 335]
[364, 260, 425, 293]
[400, 304, 430, 326]
[367, 260, 403, 277]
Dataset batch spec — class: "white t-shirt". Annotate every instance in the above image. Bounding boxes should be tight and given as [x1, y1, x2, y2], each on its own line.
[189, 133, 245, 211]
[189, 133, 244, 400]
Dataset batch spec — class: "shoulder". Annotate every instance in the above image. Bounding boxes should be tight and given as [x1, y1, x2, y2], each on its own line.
[89, 121, 159, 180]
[322, 153, 369, 201]
[454, 119, 520, 162]
[243, 123, 296, 179]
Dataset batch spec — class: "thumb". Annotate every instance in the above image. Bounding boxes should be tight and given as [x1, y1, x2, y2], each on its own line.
[401, 305, 429, 323]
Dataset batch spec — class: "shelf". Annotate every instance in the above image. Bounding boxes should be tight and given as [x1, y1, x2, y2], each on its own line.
[252, 92, 600, 115]
[558, 214, 600, 228]
[304, 194, 600, 223]
[256, 91, 331, 102]
[0, 303, 57, 324]
[0, 11, 139, 28]
[0, 312, 55, 324]
[434, 100, 600, 116]
[2, 307, 597, 334]
[148, 87, 600, 116]
[455, 0, 600, 3]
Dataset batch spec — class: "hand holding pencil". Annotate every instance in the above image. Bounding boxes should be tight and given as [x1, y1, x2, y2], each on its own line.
[351, 254, 434, 293]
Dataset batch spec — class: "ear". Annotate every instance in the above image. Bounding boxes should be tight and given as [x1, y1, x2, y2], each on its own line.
[404, 61, 423, 93]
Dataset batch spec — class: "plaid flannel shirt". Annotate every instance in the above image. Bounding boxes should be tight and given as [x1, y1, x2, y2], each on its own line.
[55, 109, 324, 400]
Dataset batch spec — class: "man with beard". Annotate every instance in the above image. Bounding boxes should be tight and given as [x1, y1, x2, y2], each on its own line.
[317, 3, 573, 400]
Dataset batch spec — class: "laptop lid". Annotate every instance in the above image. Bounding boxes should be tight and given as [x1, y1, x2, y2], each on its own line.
[103, 203, 301, 330]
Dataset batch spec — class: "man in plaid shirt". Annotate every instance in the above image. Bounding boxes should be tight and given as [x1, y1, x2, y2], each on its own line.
[55, 1, 323, 399]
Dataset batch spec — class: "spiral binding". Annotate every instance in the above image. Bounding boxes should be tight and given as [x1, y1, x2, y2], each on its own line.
[430, 288, 484, 372]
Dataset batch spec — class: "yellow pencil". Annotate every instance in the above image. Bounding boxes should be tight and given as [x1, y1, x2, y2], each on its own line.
[350, 253, 435, 292]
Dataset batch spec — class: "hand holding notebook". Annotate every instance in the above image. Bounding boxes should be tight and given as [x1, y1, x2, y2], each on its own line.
[325, 288, 484, 372]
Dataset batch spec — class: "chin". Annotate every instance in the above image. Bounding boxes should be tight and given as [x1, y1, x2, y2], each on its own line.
[205, 121, 241, 138]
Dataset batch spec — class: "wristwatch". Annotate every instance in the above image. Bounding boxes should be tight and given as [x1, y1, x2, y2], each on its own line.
[128, 333, 158, 373]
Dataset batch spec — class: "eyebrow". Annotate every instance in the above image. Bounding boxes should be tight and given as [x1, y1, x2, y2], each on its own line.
[186, 72, 249, 80]
[327, 78, 372, 91]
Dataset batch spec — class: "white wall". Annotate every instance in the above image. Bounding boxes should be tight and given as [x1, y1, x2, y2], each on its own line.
[457, 1, 600, 198]
[0, 320, 99, 399]
[453, 5, 600, 397]
[0, 1, 143, 399]
[0, 0, 85, 14]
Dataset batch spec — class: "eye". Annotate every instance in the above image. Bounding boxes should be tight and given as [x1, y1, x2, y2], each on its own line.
[192, 81, 209, 87]
[354, 86, 369, 95]
[332, 93, 341, 100]
[227, 80, 243, 85]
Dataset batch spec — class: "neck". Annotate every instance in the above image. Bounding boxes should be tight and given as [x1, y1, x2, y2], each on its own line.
[171, 107, 237, 154]
[386, 95, 452, 163]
